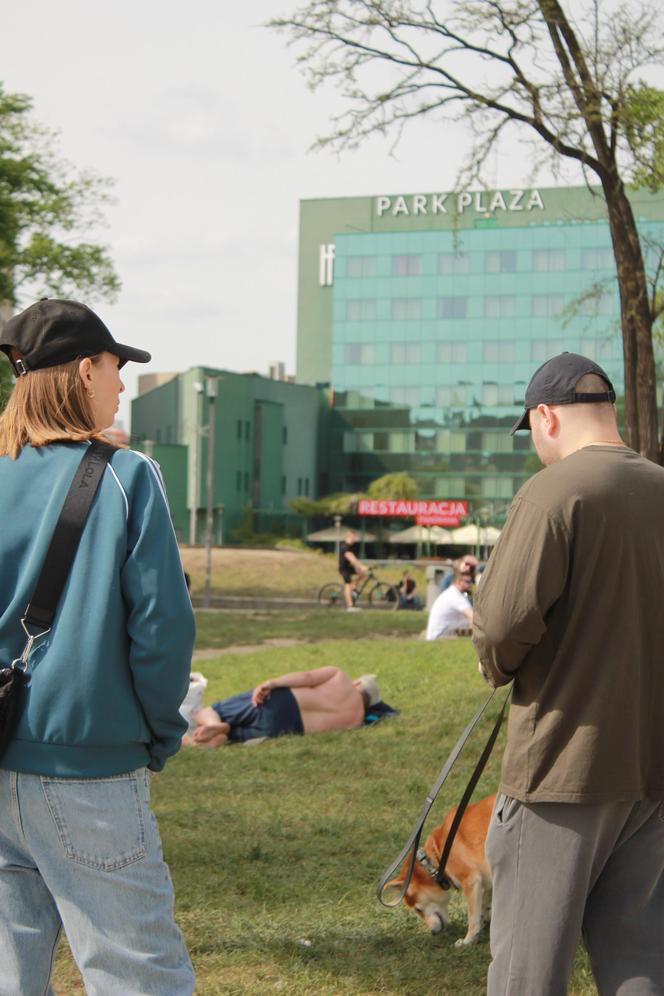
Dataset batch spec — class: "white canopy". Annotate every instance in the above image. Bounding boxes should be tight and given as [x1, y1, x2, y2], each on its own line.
[306, 525, 377, 542]
[447, 525, 502, 546]
[387, 524, 453, 543]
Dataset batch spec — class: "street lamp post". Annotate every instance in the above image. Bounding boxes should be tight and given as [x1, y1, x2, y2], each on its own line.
[203, 376, 218, 608]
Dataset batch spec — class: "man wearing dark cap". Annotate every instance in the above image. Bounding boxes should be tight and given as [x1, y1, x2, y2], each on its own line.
[472, 353, 664, 995]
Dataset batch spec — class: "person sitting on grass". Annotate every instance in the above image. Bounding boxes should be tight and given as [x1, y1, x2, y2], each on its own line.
[398, 570, 422, 610]
[426, 566, 474, 639]
[189, 667, 382, 747]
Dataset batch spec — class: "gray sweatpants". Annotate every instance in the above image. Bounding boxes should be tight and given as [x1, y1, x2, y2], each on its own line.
[486, 794, 664, 996]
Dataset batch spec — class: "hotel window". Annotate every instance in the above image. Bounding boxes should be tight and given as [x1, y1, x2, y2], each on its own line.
[532, 294, 565, 317]
[390, 342, 422, 364]
[438, 252, 469, 275]
[345, 299, 377, 320]
[483, 340, 516, 362]
[481, 476, 514, 498]
[344, 343, 375, 364]
[581, 248, 614, 270]
[346, 255, 377, 277]
[484, 296, 517, 319]
[435, 476, 465, 497]
[580, 337, 614, 361]
[482, 432, 513, 453]
[437, 296, 467, 319]
[481, 383, 499, 405]
[437, 342, 468, 363]
[533, 249, 566, 271]
[389, 386, 421, 406]
[580, 292, 614, 316]
[531, 339, 564, 362]
[485, 250, 516, 273]
[391, 298, 422, 320]
[392, 254, 422, 276]
[389, 431, 415, 452]
[436, 385, 468, 406]
[415, 429, 437, 452]
[437, 429, 466, 452]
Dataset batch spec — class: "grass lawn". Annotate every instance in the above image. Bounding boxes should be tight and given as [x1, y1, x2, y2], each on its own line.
[181, 546, 429, 601]
[52, 620, 595, 994]
[194, 608, 427, 651]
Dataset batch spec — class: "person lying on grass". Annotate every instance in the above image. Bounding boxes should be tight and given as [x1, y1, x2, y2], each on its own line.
[189, 667, 381, 747]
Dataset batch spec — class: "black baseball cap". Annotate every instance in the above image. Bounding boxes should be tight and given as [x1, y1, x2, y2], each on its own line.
[0, 299, 151, 375]
[511, 352, 616, 434]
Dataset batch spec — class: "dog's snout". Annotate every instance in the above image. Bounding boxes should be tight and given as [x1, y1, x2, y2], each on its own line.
[429, 912, 445, 934]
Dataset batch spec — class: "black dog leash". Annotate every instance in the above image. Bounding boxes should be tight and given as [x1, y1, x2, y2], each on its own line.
[376, 684, 512, 907]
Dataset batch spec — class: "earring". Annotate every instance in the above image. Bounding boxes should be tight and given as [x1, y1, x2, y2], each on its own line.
[86, 390, 96, 399]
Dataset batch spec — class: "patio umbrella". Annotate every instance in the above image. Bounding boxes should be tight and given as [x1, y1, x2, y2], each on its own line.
[306, 525, 377, 542]
[387, 524, 453, 543]
[447, 525, 501, 546]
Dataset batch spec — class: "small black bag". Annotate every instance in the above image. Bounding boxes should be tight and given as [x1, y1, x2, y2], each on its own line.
[0, 666, 26, 756]
[0, 440, 115, 760]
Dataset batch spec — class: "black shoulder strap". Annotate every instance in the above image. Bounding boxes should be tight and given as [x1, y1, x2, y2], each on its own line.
[23, 440, 116, 632]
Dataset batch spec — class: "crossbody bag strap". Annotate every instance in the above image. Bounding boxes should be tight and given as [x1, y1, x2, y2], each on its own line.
[22, 440, 116, 635]
[375, 684, 512, 908]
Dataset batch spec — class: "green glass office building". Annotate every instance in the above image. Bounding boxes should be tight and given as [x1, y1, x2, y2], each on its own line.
[298, 185, 664, 506]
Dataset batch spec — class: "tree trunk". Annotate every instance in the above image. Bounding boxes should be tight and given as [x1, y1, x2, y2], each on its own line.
[601, 178, 660, 462]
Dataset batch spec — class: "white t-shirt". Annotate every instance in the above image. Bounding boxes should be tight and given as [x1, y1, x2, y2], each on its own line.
[426, 585, 472, 640]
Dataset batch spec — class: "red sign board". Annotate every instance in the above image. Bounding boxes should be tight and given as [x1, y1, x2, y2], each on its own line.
[357, 499, 468, 527]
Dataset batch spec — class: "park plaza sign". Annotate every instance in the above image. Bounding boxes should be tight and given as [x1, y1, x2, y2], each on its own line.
[357, 498, 469, 527]
[376, 188, 545, 218]
[318, 188, 545, 284]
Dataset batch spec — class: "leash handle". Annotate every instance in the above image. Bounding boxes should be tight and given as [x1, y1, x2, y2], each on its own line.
[375, 686, 507, 908]
[435, 687, 511, 888]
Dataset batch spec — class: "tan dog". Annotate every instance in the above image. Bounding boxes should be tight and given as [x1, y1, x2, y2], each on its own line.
[386, 793, 495, 946]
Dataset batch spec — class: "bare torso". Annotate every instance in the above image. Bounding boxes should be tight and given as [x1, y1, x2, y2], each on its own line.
[291, 670, 365, 733]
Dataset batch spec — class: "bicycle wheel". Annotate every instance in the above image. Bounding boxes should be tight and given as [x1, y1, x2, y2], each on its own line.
[318, 582, 345, 608]
[369, 582, 399, 610]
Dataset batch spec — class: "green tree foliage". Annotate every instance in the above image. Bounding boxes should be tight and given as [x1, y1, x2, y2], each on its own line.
[366, 471, 418, 499]
[289, 492, 359, 516]
[271, 0, 664, 462]
[0, 83, 120, 312]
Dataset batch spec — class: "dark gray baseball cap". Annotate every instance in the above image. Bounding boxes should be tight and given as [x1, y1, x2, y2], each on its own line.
[0, 299, 151, 375]
[511, 352, 616, 433]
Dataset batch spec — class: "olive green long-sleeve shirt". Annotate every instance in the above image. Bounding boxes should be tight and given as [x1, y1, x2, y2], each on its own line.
[473, 445, 664, 803]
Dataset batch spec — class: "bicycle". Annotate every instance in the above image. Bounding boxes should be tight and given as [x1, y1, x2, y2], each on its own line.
[317, 567, 399, 610]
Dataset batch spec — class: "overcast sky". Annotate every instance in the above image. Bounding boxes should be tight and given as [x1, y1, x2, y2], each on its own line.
[4, 1, 598, 427]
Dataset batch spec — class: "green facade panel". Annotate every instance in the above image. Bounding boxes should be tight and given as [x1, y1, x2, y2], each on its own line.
[131, 367, 323, 543]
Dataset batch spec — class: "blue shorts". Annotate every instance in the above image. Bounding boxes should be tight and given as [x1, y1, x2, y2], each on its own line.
[212, 687, 304, 743]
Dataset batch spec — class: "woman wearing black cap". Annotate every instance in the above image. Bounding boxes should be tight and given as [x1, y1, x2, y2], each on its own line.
[0, 300, 195, 994]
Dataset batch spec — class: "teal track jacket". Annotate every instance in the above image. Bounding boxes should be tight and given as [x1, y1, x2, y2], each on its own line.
[0, 442, 195, 776]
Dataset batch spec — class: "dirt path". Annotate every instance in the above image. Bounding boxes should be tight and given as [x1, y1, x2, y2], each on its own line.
[192, 638, 305, 660]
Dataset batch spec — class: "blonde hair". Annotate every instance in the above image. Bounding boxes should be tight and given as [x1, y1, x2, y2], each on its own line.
[0, 354, 100, 459]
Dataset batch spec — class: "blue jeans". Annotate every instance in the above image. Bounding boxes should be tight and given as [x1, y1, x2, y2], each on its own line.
[0, 767, 194, 996]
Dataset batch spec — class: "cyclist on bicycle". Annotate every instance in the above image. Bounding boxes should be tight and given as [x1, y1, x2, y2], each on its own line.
[338, 530, 369, 611]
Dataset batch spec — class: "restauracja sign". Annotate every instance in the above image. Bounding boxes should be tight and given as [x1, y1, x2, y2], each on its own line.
[357, 498, 469, 527]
